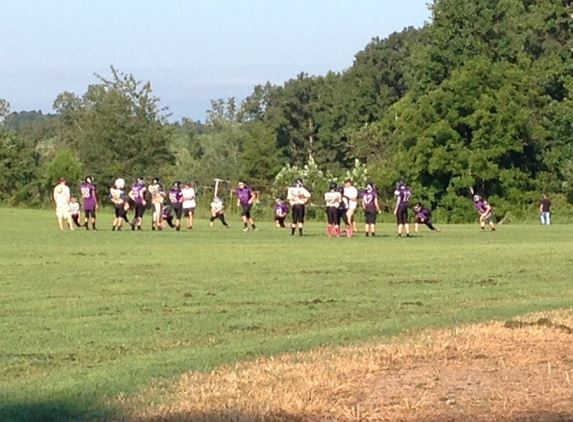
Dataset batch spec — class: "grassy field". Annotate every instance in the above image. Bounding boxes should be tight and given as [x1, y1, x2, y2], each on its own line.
[1, 208, 572, 422]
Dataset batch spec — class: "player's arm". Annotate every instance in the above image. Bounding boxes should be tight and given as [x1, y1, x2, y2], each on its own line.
[94, 190, 99, 209]
[393, 196, 400, 215]
[375, 197, 381, 213]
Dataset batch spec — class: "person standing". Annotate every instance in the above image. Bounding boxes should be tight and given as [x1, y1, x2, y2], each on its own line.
[287, 178, 311, 236]
[236, 181, 257, 232]
[540, 193, 551, 225]
[169, 181, 184, 231]
[362, 182, 381, 237]
[129, 177, 147, 231]
[109, 178, 127, 231]
[324, 182, 342, 237]
[53, 177, 74, 231]
[394, 179, 411, 237]
[181, 181, 196, 229]
[79, 176, 98, 231]
[343, 178, 359, 234]
[148, 177, 165, 231]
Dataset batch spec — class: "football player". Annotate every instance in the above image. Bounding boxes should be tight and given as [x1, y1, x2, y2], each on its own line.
[287, 178, 311, 236]
[393, 179, 411, 237]
[324, 182, 342, 237]
[413, 203, 440, 232]
[79, 176, 98, 231]
[473, 195, 495, 231]
[362, 182, 381, 237]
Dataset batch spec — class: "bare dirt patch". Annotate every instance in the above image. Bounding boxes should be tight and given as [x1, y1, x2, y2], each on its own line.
[124, 310, 573, 421]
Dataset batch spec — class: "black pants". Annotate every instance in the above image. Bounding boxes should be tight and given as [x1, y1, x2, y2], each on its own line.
[275, 217, 286, 227]
[72, 214, 81, 227]
[292, 204, 305, 224]
[210, 213, 229, 227]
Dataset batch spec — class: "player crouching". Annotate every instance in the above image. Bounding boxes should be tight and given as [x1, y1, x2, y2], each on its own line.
[274, 198, 289, 228]
[473, 195, 496, 231]
[210, 196, 230, 228]
[413, 203, 440, 232]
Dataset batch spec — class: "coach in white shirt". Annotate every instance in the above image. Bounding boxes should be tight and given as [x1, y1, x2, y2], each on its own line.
[181, 181, 196, 229]
[53, 177, 74, 231]
[343, 178, 358, 234]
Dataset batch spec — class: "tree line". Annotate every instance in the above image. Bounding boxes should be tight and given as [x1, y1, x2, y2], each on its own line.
[1, 0, 572, 221]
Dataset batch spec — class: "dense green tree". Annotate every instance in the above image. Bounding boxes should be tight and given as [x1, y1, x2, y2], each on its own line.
[53, 67, 174, 186]
[0, 131, 41, 205]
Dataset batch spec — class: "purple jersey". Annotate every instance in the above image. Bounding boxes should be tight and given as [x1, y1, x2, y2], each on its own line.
[274, 203, 288, 218]
[395, 187, 412, 207]
[168, 189, 182, 205]
[475, 199, 491, 214]
[415, 207, 431, 221]
[131, 183, 145, 204]
[236, 187, 252, 205]
[162, 207, 172, 219]
[79, 182, 96, 210]
[362, 190, 377, 210]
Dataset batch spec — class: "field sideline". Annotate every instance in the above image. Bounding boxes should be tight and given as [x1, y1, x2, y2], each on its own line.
[1, 208, 572, 422]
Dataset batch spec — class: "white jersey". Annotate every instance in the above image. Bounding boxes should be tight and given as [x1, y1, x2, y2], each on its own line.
[210, 200, 223, 215]
[53, 184, 71, 207]
[287, 186, 311, 206]
[182, 187, 196, 209]
[324, 191, 341, 207]
[69, 202, 80, 215]
[344, 186, 358, 209]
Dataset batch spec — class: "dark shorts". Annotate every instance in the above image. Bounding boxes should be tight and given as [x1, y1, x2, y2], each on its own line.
[241, 204, 252, 219]
[326, 207, 338, 225]
[135, 203, 146, 219]
[275, 216, 286, 227]
[292, 204, 305, 224]
[396, 205, 409, 225]
[184, 207, 195, 217]
[173, 204, 183, 220]
[114, 205, 126, 218]
[365, 209, 377, 225]
[337, 208, 349, 226]
[84, 209, 96, 219]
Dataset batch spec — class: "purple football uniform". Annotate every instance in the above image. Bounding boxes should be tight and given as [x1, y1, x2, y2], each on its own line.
[395, 187, 412, 207]
[415, 207, 431, 222]
[131, 183, 145, 204]
[236, 187, 252, 205]
[169, 189, 182, 205]
[275, 203, 288, 218]
[79, 182, 96, 210]
[362, 191, 377, 210]
[475, 199, 491, 214]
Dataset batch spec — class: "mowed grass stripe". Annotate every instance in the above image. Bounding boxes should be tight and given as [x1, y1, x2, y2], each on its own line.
[0, 208, 572, 421]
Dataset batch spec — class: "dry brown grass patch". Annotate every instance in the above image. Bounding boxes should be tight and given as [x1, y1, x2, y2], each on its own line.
[123, 309, 573, 421]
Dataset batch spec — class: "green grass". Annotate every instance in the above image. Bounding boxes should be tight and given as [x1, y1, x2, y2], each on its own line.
[1, 208, 572, 422]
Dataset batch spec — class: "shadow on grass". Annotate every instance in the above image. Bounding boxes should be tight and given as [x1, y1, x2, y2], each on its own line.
[2, 401, 572, 422]
[0, 400, 120, 422]
[129, 410, 573, 422]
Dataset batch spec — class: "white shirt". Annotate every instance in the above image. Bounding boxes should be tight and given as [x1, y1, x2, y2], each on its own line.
[69, 202, 80, 215]
[324, 191, 341, 207]
[344, 186, 358, 209]
[53, 184, 71, 207]
[182, 187, 196, 208]
[287, 186, 311, 205]
[210, 200, 223, 214]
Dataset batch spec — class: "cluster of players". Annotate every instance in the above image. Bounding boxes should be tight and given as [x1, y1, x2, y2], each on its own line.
[52, 175, 496, 235]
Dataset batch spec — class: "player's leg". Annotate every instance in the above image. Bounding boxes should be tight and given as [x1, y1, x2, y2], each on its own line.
[297, 205, 305, 236]
[219, 213, 230, 228]
[241, 205, 249, 231]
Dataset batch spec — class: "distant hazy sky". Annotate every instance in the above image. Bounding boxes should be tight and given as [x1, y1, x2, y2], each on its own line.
[0, 0, 430, 121]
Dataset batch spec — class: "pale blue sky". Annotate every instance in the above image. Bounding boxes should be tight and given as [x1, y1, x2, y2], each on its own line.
[0, 0, 430, 121]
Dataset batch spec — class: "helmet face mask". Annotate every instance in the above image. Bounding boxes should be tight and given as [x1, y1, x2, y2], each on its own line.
[414, 203, 422, 212]
[85, 176, 93, 184]
[473, 195, 481, 202]
[329, 181, 337, 191]
[295, 178, 303, 187]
